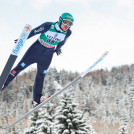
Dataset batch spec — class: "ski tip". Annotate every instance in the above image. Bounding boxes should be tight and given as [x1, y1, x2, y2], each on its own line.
[103, 51, 109, 56]
[24, 24, 32, 32]
[105, 51, 109, 54]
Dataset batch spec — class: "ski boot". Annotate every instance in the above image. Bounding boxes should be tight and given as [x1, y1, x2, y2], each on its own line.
[32, 96, 50, 108]
[40, 95, 50, 103]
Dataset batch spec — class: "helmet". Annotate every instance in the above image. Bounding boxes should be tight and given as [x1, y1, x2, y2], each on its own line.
[58, 12, 74, 26]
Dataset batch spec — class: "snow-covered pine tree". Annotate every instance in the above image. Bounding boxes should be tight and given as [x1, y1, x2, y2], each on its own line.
[43, 75, 56, 96]
[24, 111, 39, 134]
[24, 102, 55, 134]
[36, 103, 55, 134]
[118, 108, 129, 134]
[55, 90, 97, 134]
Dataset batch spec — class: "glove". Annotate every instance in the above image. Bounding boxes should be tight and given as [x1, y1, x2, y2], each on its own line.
[14, 39, 18, 43]
[55, 49, 62, 56]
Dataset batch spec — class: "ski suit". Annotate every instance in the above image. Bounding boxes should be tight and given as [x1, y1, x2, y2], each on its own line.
[3, 22, 72, 104]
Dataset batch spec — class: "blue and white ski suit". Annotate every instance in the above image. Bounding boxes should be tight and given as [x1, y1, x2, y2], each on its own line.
[3, 22, 72, 103]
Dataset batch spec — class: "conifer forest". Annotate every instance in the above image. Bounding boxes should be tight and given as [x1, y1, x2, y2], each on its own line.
[0, 65, 134, 134]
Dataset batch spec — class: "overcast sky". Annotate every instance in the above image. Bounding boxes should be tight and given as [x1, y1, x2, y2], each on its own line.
[0, 0, 134, 74]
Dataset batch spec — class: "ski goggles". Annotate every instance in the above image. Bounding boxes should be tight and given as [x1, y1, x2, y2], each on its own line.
[62, 19, 73, 27]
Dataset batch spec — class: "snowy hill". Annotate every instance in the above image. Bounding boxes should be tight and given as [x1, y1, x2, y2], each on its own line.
[0, 65, 134, 133]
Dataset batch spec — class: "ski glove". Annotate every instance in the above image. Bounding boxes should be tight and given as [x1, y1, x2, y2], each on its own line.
[14, 39, 18, 43]
[55, 49, 62, 56]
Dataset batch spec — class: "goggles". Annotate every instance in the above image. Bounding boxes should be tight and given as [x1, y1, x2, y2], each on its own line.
[62, 19, 73, 27]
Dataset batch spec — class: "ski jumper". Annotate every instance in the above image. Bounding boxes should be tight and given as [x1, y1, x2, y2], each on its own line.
[3, 22, 72, 104]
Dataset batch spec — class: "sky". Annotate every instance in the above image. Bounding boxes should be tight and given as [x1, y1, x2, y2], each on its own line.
[0, 0, 134, 74]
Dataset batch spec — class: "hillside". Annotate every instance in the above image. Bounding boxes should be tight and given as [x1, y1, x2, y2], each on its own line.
[0, 65, 134, 134]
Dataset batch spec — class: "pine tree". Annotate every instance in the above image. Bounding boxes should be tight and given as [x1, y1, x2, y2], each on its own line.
[36, 103, 55, 134]
[24, 111, 39, 134]
[118, 108, 129, 134]
[55, 91, 97, 134]
[24, 102, 55, 134]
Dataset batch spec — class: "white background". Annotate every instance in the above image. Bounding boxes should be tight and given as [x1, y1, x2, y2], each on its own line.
[0, 0, 134, 74]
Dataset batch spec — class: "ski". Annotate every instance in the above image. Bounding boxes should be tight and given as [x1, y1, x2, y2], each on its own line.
[7, 51, 109, 129]
[0, 24, 32, 91]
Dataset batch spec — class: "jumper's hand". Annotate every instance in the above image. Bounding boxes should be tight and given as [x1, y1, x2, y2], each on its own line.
[55, 49, 62, 56]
